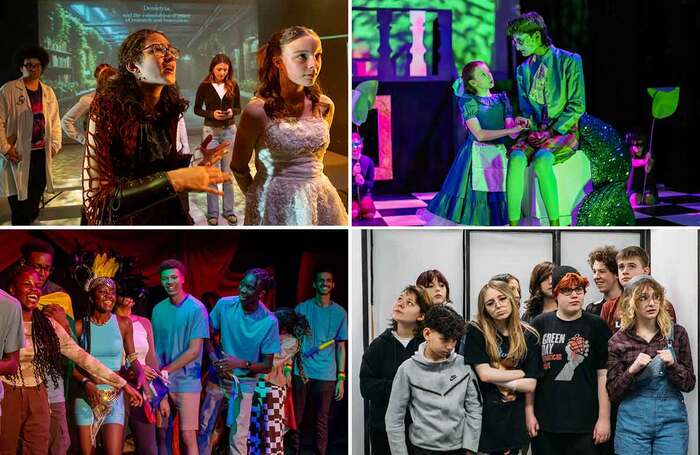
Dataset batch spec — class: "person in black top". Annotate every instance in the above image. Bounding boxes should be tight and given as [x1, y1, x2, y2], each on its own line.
[194, 54, 242, 225]
[359, 285, 431, 455]
[83, 29, 231, 225]
[527, 266, 612, 455]
[522, 261, 555, 323]
[463, 280, 540, 455]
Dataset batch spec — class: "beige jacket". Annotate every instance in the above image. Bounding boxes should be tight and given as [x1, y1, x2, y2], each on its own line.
[0, 78, 61, 200]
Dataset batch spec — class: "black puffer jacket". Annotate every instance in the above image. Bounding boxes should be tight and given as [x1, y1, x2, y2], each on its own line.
[359, 328, 423, 430]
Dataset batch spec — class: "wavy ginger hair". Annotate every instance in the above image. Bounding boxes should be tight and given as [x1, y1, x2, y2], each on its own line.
[471, 280, 538, 367]
[620, 277, 673, 339]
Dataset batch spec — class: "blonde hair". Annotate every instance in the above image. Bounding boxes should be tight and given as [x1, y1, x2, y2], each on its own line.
[471, 280, 539, 366]
[620, 276, 673, 338]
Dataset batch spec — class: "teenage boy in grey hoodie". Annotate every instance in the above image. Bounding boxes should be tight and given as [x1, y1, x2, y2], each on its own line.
[386, 305, 482, 455]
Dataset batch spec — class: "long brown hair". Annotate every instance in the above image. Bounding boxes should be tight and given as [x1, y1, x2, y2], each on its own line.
[256, 26, 324, 119]
[203, 53, 236, 96]
[524, 261, 554, 319]
[93, 29, 189, 156]
[472, 281, 538, 366]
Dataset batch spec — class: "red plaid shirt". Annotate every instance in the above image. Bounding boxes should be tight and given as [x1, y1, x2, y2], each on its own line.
[606, 324, 696, 403]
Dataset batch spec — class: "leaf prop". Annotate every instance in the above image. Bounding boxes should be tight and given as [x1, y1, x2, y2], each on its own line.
[646, 86, 679, 119]
[352, 80, 379, 126]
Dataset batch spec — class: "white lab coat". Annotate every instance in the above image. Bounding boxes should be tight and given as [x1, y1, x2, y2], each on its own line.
[0, 78, 61, 200]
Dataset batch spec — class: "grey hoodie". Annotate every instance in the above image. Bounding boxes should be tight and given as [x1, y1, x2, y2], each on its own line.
[385, 342, 482, 455]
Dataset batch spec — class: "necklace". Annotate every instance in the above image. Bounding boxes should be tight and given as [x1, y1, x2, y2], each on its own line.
[90, 314, 111, 326]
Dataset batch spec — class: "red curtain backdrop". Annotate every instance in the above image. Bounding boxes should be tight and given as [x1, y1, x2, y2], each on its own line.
[0, 230, 347, 314]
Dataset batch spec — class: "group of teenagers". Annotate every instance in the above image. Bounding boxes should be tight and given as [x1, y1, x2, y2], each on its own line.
[0, 239, 348, 455]
[0, 25, 347, 226]
[360, 245, 696, 455]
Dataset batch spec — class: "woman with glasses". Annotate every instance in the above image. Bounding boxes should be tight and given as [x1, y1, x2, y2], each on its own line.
[82, 29, 232, 225]
[194, 54, 241, 226]
[526, 266, 613, 455]
[607, 275, 695, 455]
[462, 280, 540, 455]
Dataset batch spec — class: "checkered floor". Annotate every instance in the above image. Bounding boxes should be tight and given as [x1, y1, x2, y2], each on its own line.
[353, 187, 700, 226]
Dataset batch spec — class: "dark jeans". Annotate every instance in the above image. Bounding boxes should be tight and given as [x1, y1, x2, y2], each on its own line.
[531, 431, 597, 455]
[287, 376, 335, 455]
[369, 428, 390, 455]
[8, 148, 46, 225]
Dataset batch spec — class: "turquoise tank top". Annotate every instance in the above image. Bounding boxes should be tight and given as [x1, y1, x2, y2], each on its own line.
[88, 314, 124, 371]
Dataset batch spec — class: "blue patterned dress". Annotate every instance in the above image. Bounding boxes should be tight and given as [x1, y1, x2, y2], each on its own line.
[426, 92, 513, 225]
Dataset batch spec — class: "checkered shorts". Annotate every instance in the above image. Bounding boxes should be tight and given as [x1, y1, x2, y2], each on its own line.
[248, 382, 286, 455]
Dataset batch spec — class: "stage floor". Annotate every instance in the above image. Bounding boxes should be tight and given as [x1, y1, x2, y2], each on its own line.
[353, 187, 700, 227]
[0, 140, 348, 226]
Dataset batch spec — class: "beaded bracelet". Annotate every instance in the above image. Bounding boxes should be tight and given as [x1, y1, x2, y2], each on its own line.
[337, 372, 346, 382]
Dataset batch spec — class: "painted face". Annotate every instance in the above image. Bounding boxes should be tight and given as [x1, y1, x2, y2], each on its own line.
[592, 261, 618, 294]
[238, 273, 263, 305]
[392, 290, 423, 324]
[278, 34, 322, 87]
[21, 58, 42, 80]
[313, 272, 335, 296]
[92, 284, 117, 313]
[160, 268, 185, 297]
[556, 284, 586, 314]
[213, 62, 229, 83]
[12, 269, 41, 312]
[511, 32, 541, 57]
[25, 252, 53, 288]
[540, 274, 553, 298]
[483, 287, 512, 321]
[634, 285, 662, 321]
[628, 140, 646, 158]
[617, 258, 650, 286]
[423, 328, 456, 360]
[424, 277, 447, 305]
[468, 64, 494, 92]
[352, 133, 363, 160]
[132, 33, 177, 85]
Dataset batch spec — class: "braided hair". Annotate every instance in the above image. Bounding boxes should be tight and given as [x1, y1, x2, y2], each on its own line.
[5, 265, 61, 388]
[275, 307, 311, 382]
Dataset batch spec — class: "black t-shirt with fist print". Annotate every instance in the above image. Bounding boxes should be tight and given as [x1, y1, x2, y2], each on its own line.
[531, 311, 612, 433]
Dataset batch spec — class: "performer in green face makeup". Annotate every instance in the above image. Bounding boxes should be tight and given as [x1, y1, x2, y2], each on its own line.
[506, 12, 586, 226]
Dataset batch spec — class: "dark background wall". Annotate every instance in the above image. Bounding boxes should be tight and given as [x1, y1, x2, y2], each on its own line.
[520, 0, 700, 191]
[259, 0, 349, 157]
[1, 0, 348, 158]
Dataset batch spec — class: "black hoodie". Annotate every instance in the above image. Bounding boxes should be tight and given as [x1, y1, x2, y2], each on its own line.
[359, 328, 423, 430]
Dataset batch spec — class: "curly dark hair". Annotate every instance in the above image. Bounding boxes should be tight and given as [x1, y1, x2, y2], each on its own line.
[6, 265, 61, 388]
[588, 245, 619, 275]
[423, 305, 466, 342]
[245, 268, 275, 291]
[93, 29, 189, 157]
[256, 26, 324, 119]
[14, 46, 50, 70]
[524, 261, 554, 320]
[506, 11, 553, 46]
[275, 307, 311, 382]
